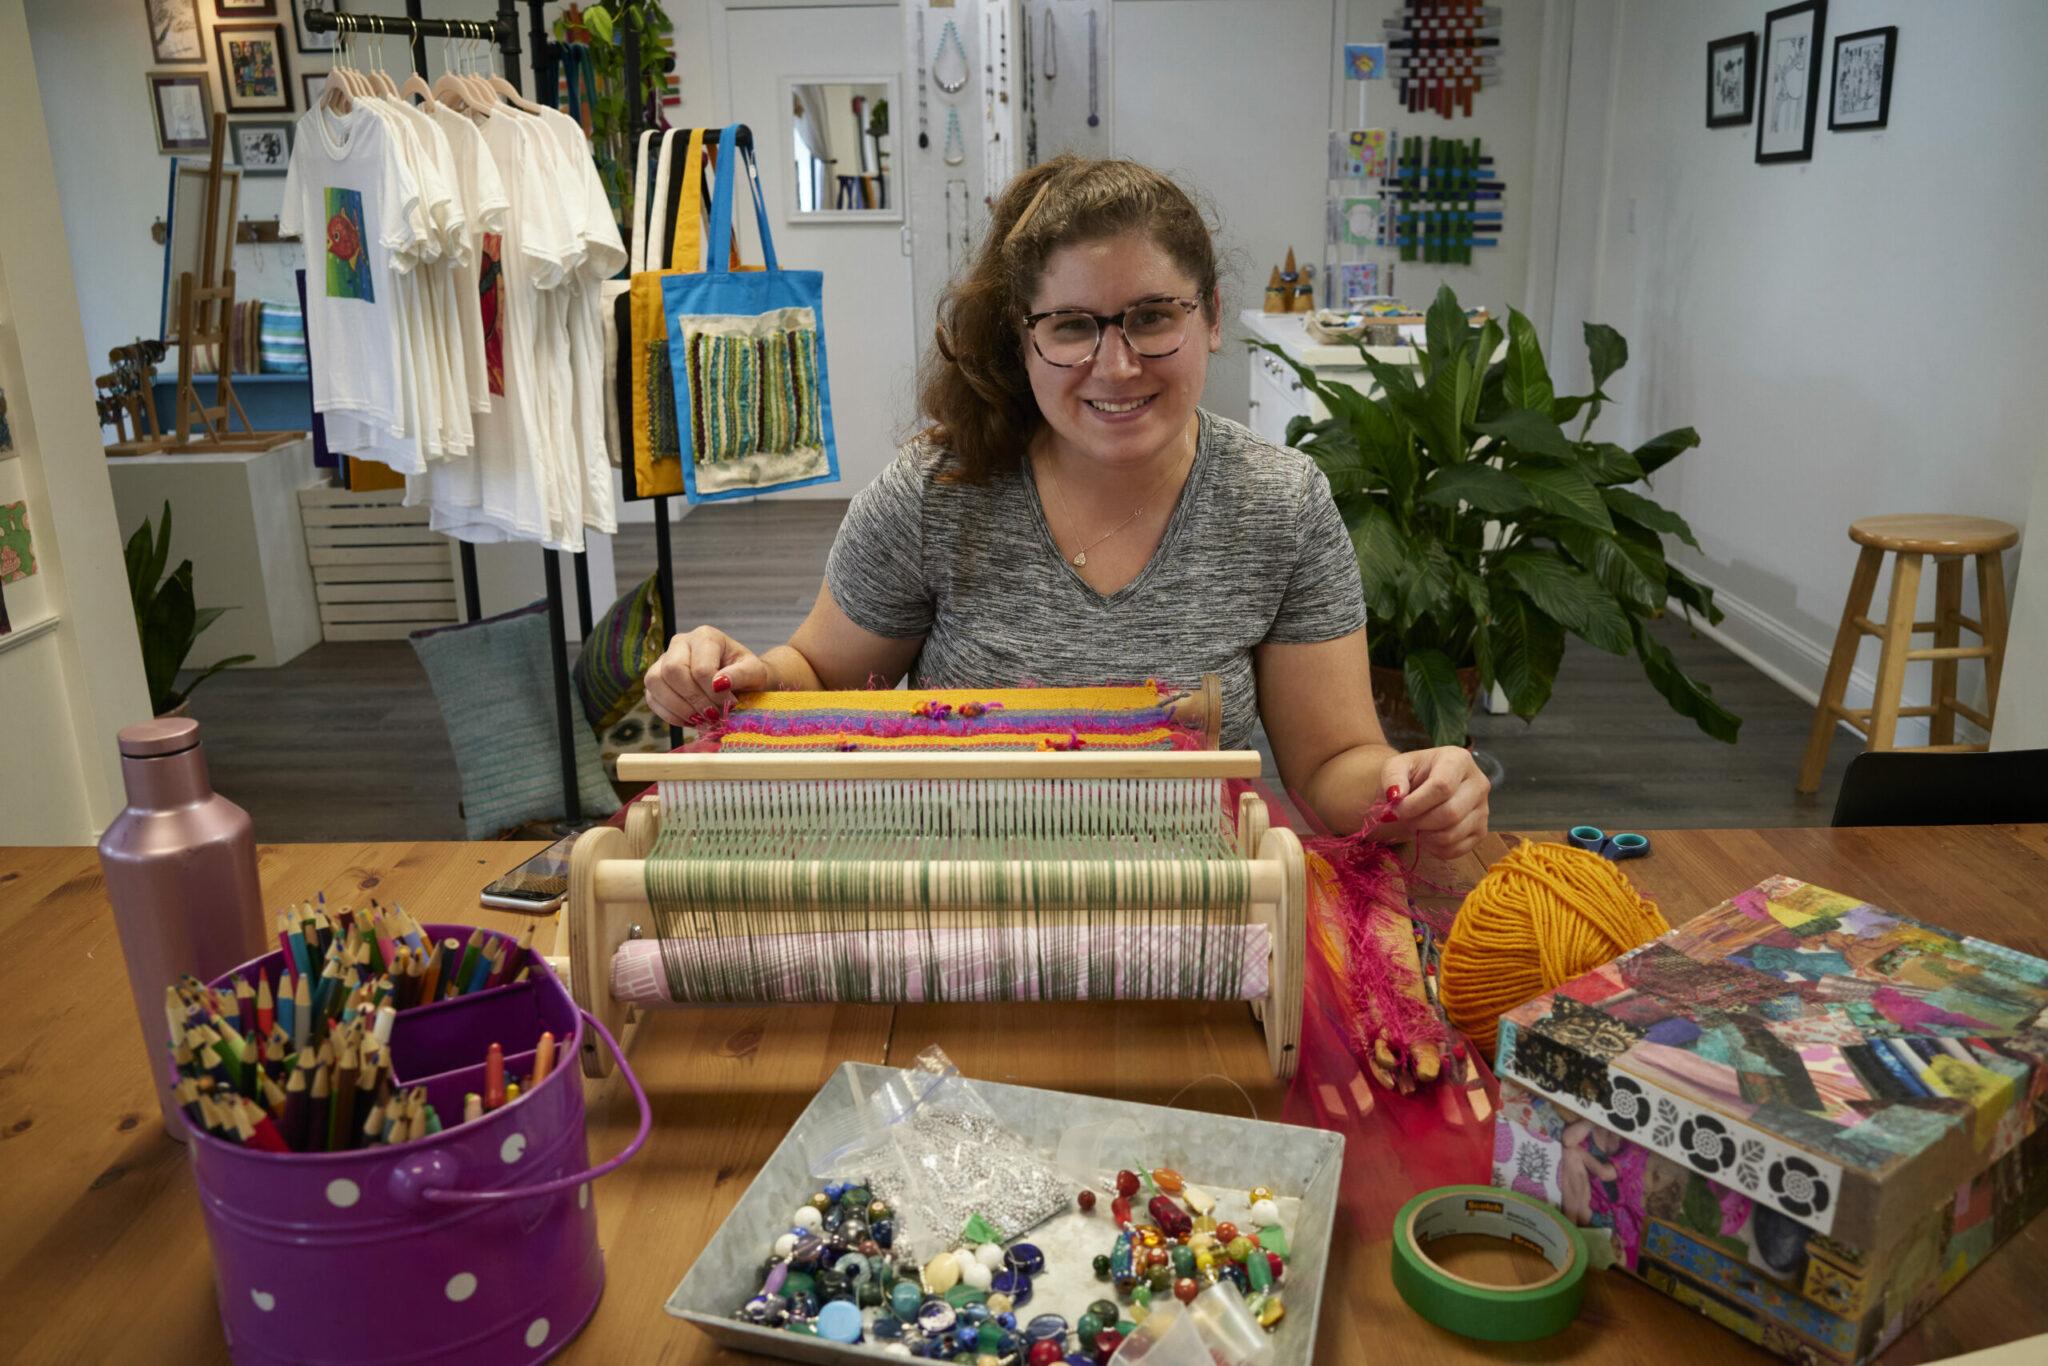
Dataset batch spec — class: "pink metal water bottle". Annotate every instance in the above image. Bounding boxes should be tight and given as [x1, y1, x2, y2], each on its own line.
[97, 717, 269, 1139]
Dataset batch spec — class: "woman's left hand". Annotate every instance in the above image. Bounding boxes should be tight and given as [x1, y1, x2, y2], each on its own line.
[1381, 746, 1491, 861]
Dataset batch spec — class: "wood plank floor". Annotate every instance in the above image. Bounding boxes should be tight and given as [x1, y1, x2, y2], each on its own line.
[181, 502, 1855, 843]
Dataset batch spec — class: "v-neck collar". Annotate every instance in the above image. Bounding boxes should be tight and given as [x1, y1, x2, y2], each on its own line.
[1023, 410, 1210, 607]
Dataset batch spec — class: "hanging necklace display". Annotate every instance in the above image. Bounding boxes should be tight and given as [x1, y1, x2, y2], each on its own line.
[945, 178, 969, 272]
[916, 8, 931, 148]
[1087, 8, 1100, 127]
[1044, 6, 1057, 80]
[942, 106, 965, 166]
[997, 3, 1010, 105]
[1021, 4, 1038, 166]
[983, 7, 1008, 198]
[933, 17, 969, 96]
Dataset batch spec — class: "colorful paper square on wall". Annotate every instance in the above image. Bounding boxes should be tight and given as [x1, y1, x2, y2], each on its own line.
[1344, 43, 1385, 80]
[323, 187, 374, 302]
[0, 501, 36, 582]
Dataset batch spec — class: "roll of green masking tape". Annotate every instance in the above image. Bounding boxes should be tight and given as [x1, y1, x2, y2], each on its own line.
[1391, 1185, 1588, 1342]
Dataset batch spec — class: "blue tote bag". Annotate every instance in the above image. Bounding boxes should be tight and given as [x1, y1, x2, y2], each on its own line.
[661, 126, 840, 504]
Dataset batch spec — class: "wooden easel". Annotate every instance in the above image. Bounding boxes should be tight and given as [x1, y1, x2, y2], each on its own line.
[131, 115, 301, 455]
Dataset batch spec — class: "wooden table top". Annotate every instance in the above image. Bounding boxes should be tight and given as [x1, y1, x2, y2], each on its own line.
[3, 825, 2046, 1364]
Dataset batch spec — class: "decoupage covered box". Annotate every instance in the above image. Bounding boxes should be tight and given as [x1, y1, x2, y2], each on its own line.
[1490, 876, 2048, 1364]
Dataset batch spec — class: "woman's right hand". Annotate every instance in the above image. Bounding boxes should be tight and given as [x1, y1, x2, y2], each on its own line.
[644, 626, 778, 728]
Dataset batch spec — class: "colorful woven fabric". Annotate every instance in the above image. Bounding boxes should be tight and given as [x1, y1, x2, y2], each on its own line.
[681, 322, 824, 464]
[711, 682, 1206, 752]
[572, 574, 665, 733]
[257, 300, 307, 374]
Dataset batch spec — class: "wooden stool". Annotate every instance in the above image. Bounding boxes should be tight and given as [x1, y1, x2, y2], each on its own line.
[1797, 515, 2018, 793]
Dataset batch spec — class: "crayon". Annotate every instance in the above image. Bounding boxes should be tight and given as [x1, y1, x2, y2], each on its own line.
[532, 1030, 556, 1085]
[464, 1092, 483, 1124]
[484, 1043, 506, 1111]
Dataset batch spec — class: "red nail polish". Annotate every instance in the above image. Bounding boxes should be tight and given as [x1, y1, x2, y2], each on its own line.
[686, 713, 704, 726]
[712, 675, 731, 693]
[1386, 786, 1403, 802]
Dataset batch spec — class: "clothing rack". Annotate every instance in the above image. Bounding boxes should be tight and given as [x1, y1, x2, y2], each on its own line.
[308, 1, 594, 824]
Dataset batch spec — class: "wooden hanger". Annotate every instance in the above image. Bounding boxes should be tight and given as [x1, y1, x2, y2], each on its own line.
[397, 25, 437, 109]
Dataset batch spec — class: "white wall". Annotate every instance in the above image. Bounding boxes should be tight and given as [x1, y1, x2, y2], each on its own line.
[1559, 0, 2045, 739]
[1, 0, 155, 845]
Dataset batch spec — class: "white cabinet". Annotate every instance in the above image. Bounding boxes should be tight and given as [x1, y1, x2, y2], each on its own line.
[1239, 310, 1403, 450]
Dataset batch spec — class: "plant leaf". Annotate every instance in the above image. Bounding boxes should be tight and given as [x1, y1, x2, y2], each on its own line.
[1464, 319, 1503, 427]
[1665, 563, 1725, 625]
[1630, 617, 1741, 743]
[1489, 591, 1565, 718]
[1583, 442, 1646, 486]
[1501, 551, 1632, 654]
[148, 500, 174, 608]
[1418, 462, 1536, 516]
[1349, 502, 1405, 622]
[584, 4, 614, 41]
[1419, 349, 1479, 467]
[1513, 461, 1616, 532]
[1502, 307, 1554, 416]
[1424, 284, 1468, 383]
[1556, 523, 1668, 616]
[1604, 486, 1702, 550]
[1472, 407, 1576, 462]
[1404, 647, 1470, 748]
[1584, 322, 1628, 394]
[1551, 393, 1590, 426]
[1632, 426, 1702, 478]
[1397, 539, 1456, 621]
[125, 518, 154, 622]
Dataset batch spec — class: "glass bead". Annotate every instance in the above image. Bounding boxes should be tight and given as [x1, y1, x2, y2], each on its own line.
[1148, 1196, 1191, 1239]
[1087, 1299, 1120, 1326]
[990, 1270, 1033, 1306]
[869, 1200, 893, 1222]
[859, 1279, 885, 1308]
[873, 1219, 896, 1249]
[1091, 1254, 1112, 1281]
[962, 1262, 993, 1292]
[892, 1280, 923, 1318]
[845, 1186, 873, 1208]
[1214, 1222, 1239, 1245]
[1111, 1196, 1132, 1227]
[1025, 1314, 1068, 1343]
[1131, 1283, 1152, 1307]
[977, 1322, 1004, 1353]
[873, 1315, 905, 1340]
[1093, 1328, 1125, 1361]
[960, 1302, 993, 1325]
[818, 1188, 840, 1208]
[924, 1255, 961, 1293]
[1115, 1170, 1141, 1198]
[1173, 1277, 1199, 1304]
[1257, 1293, 1285, 1330]
[1225, 1236, 1254, 1262]
[1247, 1186, 1273, 1204]
[1248, 1249, 1273, 1292]
[1028, 1343, 1063, 1366]
[1077, 1189, 1096, 1213]
[997, 1312, 1018, 1331]
[1192, 1215, 1218, 1235]
[952, 1248, 981, 1278]
[793, 1206, 824, 1232]
[1182, 1183, 1216, 1216]
[1076, 1312, 1103, 1345]
[1170, 1245, 1194, 1278]
[817, 1300, 863, 1344]
[1250, 1199, 1280, 1227]
[823, 1206, 846, 1232]
[974, 1243, 1006, 1270]
[954, 1325, 979, 1350]
[784, 1271, 818, 1300]
[1136, 1227, 1160, 1249]
[817, 1270, 849, 1301]
[1146, 1267, 1171, 1293]
[1006, 1242, 1046, 1275]
[985, 1293, 1012, 1315]
[946, 1285, 988, 1309]
[1128, 1301, 1149, 1326]
[1150, 1168, 1184, 1194]
[1222, 1262, 1250, 1294]
[1257, 1225, 1291, 1259]
[1265, 1251, 1286, 1284]
[841, 1218, 869, 1244]
[773, 1233, 799, 1259]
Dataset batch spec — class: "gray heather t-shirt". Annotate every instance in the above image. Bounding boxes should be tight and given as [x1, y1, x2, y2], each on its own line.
[825, 409, 1367, 749]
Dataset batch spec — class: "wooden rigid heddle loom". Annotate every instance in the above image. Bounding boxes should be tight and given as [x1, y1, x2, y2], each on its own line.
[560, 680, 1310, 1078]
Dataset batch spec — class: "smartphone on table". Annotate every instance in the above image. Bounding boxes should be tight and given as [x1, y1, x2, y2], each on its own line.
[480, 830, 579, 913]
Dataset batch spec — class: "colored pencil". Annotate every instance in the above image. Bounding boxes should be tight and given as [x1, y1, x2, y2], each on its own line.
[532, 1030, 555, 1085]
[484, 1042, 506, 1111]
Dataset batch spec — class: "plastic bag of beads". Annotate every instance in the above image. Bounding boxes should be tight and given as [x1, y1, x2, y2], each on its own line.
[830, 1045, 1072, 1250]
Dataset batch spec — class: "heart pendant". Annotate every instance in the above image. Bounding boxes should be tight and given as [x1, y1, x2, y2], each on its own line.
[1072, 552, 1087, 567]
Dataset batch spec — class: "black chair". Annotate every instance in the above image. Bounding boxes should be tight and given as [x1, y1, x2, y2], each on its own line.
[1830, 748, 2048, 827]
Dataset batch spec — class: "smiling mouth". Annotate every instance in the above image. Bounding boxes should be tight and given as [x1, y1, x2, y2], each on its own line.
[1085, 395, 1157, 414]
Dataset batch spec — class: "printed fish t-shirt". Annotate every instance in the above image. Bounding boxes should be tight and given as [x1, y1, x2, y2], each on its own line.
[281, 103, 427, 429]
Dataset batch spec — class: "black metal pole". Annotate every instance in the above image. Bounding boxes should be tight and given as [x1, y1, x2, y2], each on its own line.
[653, 500, 681, 748]
[542, 551, 581, 824]
[496, 0, 521, 93]
[459, 543, 481, 621]
[529, 0, 556, 109]
[573, 554, 593, 636]
[404, 0, 427, 77]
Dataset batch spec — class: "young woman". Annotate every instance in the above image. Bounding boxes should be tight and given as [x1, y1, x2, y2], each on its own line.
[646, 155, 1489, 857]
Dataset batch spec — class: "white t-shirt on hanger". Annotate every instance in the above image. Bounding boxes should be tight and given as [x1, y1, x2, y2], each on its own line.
[430, 104, 511, 415]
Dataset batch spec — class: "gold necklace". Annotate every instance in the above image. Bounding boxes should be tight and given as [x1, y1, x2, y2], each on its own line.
[1038, 441, 1190, 568]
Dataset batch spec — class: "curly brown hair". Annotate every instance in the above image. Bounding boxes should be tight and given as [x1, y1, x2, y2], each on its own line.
[917, 155, 1221, 483]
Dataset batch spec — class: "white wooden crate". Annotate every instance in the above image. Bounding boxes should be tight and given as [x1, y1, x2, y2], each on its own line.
[297, 486, 461, 641]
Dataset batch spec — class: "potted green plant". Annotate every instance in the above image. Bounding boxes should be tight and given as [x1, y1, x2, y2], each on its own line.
[554, 2, 677, 222]
[1256, 284, 1739, 749]
[125, 501, 254, 716]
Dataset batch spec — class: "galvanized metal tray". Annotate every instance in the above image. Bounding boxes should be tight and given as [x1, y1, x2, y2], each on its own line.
[666, 1061, 1343, 1363]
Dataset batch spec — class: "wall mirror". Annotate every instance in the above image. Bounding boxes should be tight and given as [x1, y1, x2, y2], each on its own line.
[783, 76, 900, 223]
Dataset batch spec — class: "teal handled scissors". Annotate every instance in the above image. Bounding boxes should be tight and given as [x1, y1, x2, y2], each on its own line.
[1568, 825, 1650, 860]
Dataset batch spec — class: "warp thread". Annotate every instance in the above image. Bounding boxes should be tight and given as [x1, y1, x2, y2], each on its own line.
[1440, 840, 1671, 1062]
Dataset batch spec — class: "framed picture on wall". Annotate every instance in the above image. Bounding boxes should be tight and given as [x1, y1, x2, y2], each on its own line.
[301, 70, 328, 109]
[231, 120, 293, 175]
[1756, 1, 1827, 163]
[1705, 32, 1756, 128]
[147, 71, 214, 153]
[145, 0, 205, 64]
[292, 0, 337, 54]
[214, 21, 294, 113]
[1829, 25, 1895, 131]
[214, 0, 278, 14]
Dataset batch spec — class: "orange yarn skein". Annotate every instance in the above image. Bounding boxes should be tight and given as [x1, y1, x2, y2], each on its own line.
[1440, 841, 1672, 1061]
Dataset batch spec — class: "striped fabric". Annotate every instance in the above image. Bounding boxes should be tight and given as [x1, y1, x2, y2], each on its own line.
[572, 574, 664, 733]
[714, 683, 1203, 752]
[680, 323, 825, 464]
[257, 300, 308, 374]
